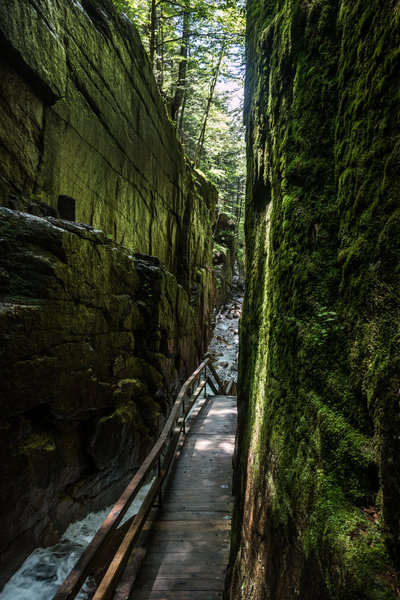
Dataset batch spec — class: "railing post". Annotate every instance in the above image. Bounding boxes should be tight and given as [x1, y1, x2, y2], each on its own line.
[157, 456, 163, 507]
[204, 365, 207, 398]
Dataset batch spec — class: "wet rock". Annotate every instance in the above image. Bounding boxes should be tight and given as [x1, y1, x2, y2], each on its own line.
[0, 0, 217, 588]
[208, 286, 243, 385]
[0, 208, 211, 587]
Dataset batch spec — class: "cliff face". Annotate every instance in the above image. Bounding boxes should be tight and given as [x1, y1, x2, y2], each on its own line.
[0, 0, 216, 588]
[228, 1, 400, 599]
[0, 0, 212, 286]
[213, 212, 237, 310]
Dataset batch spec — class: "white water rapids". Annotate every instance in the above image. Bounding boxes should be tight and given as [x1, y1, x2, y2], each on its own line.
[0, 482, 152, 600]
[0, 285, 242, 600]
[208, 284, 243, 384]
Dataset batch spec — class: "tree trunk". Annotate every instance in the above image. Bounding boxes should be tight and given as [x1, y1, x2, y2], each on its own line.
[170, 1, 190, 122]
[155, 4, 163, 87]
[178, 89, 187, 140]
[235, 178, 243, 240]
[194, 42, 226, 168]
[149, 0, 157, 65]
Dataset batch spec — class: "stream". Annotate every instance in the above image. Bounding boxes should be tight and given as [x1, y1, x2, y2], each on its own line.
[0, 286, 242, 600]
[0, 483, 153, 600]
[208, 282, 243, 386]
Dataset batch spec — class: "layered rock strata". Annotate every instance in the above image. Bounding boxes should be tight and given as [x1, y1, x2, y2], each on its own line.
[0, 0, 216, 587]
[227, 1, 400, 599]
[0, 0, 214, 288]
[0, 206, 213, 587]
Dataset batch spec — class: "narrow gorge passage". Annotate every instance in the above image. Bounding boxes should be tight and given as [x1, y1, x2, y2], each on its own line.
[0, 294, 242, 600]
[0, 0, 244, 592]
[1, 0, 400, 599]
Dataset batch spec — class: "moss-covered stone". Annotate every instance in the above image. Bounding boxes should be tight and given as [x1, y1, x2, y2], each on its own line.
[0, 0, 218, 585]
[227, 1, 400, 599]
[0, 206, 213, 587]
[0, 0, 216, 288]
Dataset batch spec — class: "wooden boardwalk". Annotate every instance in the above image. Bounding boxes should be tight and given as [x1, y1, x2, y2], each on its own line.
[127, 395, 237, 600]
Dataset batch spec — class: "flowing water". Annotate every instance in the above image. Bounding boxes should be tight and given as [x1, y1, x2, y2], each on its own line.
[208, 283, 243, 384]
[0, 285, 243, 600]
[0, 482, 153, 600]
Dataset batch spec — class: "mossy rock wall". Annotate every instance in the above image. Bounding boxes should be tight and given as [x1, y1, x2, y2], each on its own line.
[213, 212, 237, 310]
[0, 206, 214, 587]
[0, 0, 217, 585]
[227, 1, 400, 599]
[0, 0, 216, 289]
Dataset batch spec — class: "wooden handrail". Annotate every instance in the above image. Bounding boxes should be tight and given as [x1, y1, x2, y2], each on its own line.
[52, 355, 232, 600]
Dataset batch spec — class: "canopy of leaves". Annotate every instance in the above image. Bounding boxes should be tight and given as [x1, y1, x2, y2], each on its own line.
[112, 0, 246, 239]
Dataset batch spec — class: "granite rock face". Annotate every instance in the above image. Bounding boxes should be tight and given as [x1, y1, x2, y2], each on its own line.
[0, 0, 217, 588]
[227, 1, 400, 599]
[0, 207, 212, 586]
[0, 0, 215, 286]
[213, 212, 237, 311]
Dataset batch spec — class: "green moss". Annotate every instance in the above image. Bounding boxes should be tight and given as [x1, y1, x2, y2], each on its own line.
[228, 0, 400, 598]
[100, 400, 138, 425]
[304, 476, 393, 600]
[214, 242, 228, 255]
[18, 433, 56, 455]
[136, 396, 161, 427]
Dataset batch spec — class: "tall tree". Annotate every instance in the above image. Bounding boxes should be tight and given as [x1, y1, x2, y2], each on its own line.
[170, 0, 191, 121]
[194, 40, 226, 167]
[112, 0, 246, 242]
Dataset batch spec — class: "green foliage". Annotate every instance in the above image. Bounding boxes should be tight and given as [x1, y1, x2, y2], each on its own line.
[17, 432, 56, 454]
[110, 0, 246, 253]
[29, 193, 42, 202]
[308, 307, 344, 347]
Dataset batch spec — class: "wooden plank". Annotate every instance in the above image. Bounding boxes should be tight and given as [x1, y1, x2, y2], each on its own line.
[173, 462, 233, 474]
[163, 491, 232, 502]
[143, 531, 230, 544]
[142, 519, 231, 532]
[114, 547, 147, 600]
[206, 376, 219, 395]
[93, 413, 190, 600]
[53, 360, 213, 600]
[130, 591, 223, 599]
[137, 563, 226, 579]
[155, 511, 230, 521]
[126, 394, 236, 599]
[141, 550, 229, 565]
[144, 540, 229, 553]
[91, 379, 218, 599]
[132, 577, 227, 591]
[184, 433, 235, 445]
[166, 482, 232, 492]
[93, 472, 166, 600]
[163, 502, 233, 512]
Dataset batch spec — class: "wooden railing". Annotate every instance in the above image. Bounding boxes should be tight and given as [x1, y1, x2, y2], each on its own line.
[52, 356, 233, 600]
